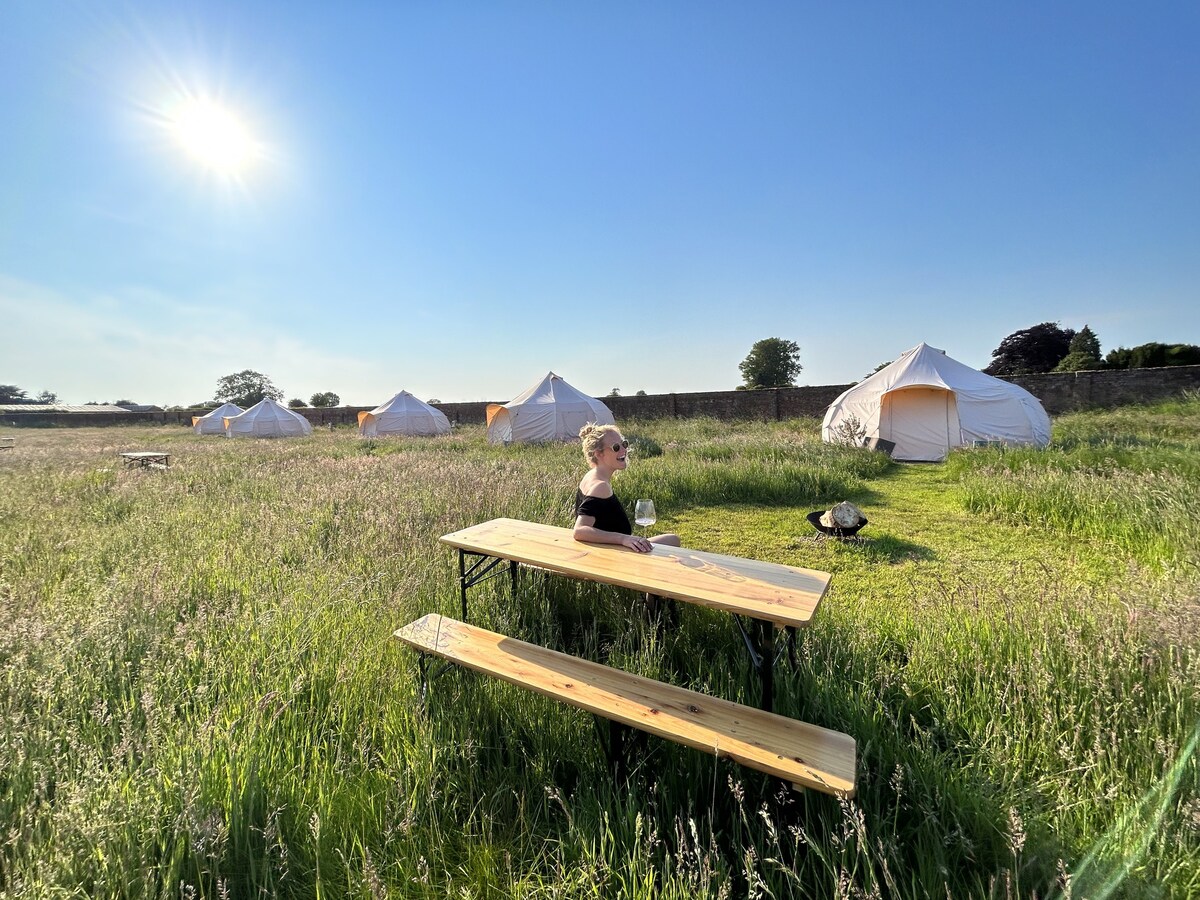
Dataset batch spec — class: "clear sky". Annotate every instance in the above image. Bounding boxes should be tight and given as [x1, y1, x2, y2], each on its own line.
[3, 2, 1198, 406]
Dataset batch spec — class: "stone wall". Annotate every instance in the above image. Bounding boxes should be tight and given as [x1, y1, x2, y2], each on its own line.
[3, 366, 1198, 428]
[1005, 365, 1200, 414]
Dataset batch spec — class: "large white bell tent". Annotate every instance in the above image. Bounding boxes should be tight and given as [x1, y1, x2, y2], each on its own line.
[358, 391, 451, 437]
[821, 343, 1051, 462]
[486, 372, 614, 445]
[223, 398, 314, 438]
[192, 402, 243, 435]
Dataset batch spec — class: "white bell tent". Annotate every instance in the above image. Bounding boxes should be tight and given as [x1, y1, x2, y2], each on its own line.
[358, 391, 451, 437]
[486, 372, 614, 444]
[223, 398, 314, 438]
[192, 402, 243, 435]
[821, 343, 1051, 461]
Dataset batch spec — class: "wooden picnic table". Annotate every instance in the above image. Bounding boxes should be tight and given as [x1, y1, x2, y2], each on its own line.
[119, 451, 170, 469]
[440, 517, 833, 711]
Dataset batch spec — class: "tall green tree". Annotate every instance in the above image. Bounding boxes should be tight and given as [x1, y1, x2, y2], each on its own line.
[738, 338, 802, 389]
[984, 323, 1075, 376]
[1053, 325, 1103, 372]
[214, 370, 284, 408]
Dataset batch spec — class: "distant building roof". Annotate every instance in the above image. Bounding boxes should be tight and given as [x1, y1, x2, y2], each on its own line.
[0, 404, 131, 413]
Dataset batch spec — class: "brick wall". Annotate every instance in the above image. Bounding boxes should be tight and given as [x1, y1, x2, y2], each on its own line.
[4, 366, 1198, 428]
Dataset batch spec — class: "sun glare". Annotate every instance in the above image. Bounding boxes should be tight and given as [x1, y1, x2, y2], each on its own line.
[170, 99, 259, 174]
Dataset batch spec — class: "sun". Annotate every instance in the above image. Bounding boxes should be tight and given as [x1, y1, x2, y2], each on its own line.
[170, 98, 259, 174]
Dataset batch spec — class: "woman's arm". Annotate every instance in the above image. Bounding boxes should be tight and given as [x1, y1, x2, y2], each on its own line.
[573, 516, 653, 552]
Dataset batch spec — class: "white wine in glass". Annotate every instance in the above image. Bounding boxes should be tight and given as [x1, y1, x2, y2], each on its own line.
[634, 499, 656, 530]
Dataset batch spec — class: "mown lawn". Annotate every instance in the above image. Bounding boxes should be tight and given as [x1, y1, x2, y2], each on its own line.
[0, 402, 1196, 899]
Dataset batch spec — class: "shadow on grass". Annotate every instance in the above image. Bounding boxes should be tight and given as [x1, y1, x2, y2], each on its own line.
[787, 532, 936, 564]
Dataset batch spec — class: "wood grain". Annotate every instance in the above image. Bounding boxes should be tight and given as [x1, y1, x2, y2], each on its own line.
[396, 613, 856, 797]
[441, 518, 831, 629]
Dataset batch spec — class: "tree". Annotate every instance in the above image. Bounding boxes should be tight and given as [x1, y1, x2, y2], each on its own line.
[0, 385, 30, 404]
[635, 390, 647, 397]
[984, 323, 1075, 376]
[309, 392, 340, 408]
[287, 398, 306, 408]
[1105, 342, 1200, 369]
[739, 338, 802, 389]
[214, 370, 283, 407]
[606, 388, 621, 398]
[36, 390, 59, 403]
[1053, 325, 1103, 372]
[1070, 325, 1101, 359]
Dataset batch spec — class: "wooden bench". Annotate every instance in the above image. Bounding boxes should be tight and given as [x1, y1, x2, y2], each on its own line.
[441, 518, 833, 711]
[120, 451, 170, 469]
[0, 437, 13, 451]
[395, 613, 856, 797]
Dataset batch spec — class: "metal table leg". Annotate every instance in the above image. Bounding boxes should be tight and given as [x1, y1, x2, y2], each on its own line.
[457, 550, 511, 622]
[733, 615, 776, 712]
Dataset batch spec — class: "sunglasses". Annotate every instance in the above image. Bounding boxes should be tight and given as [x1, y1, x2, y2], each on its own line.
[609, 440, 630, 452]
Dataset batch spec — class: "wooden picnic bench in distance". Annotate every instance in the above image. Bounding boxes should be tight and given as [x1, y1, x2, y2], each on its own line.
[119, 451, 170, 470]
[440, 518, 833, 711]
[0, 437, 13, 451]
[395, 613, 857, 797]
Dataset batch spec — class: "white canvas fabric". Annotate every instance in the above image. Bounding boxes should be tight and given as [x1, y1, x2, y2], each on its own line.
[358, 391, 451, 437]
[223, 398, 314, 438]
[192, 402, 244, 435]
[486, 372, 614, 444]
[821, 343, 1051, 461]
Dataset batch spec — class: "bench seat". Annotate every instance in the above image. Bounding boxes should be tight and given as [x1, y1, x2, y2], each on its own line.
[395, 613, 856, 797]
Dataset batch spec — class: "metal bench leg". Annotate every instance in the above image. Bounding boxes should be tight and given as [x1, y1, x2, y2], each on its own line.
[595, 717, 648, 785]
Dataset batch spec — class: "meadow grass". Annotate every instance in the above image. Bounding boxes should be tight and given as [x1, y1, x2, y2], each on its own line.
[0, 411, 1196, 899]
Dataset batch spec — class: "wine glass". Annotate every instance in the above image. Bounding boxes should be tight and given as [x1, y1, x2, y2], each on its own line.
[634, 499, 656, 532]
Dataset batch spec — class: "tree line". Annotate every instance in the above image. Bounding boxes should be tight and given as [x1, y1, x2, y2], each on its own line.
[735, 326, 1200, 390]
[7, 326, 1200, 407]
[981, 323, 1200, 376]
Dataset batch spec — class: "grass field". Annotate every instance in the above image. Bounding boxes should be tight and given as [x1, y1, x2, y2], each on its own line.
[1, 401, 1197, 899]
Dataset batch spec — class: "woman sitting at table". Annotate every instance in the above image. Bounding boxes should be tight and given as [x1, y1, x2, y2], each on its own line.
[573, 423, 680, 552]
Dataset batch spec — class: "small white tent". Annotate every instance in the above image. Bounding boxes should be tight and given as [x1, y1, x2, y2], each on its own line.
[821, 343, 1051, 461]
[224, 398, 314, 438]
[358, 391, 451, 437]
[192, 402, 243, 435]
[486, 372, 614, 445]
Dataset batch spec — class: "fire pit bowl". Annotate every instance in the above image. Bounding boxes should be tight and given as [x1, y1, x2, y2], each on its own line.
[806, 510, 868, 538]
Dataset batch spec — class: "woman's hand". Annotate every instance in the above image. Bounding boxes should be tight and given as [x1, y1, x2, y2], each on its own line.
[621, 534, 653, 553]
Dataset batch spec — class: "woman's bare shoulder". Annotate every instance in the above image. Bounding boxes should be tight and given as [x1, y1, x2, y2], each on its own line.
[578, 473, 613, 498]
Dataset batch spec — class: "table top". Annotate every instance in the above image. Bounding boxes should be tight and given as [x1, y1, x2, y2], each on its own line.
[441, 517, 831, 629]
[120, 451, 170, 459]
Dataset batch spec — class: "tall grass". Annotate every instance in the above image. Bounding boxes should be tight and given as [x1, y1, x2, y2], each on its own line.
[0, 417, 1196, 898]
[947, 394, 1200, 573]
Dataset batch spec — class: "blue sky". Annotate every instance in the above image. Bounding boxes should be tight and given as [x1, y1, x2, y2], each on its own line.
[3, 2, 1198, 406]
